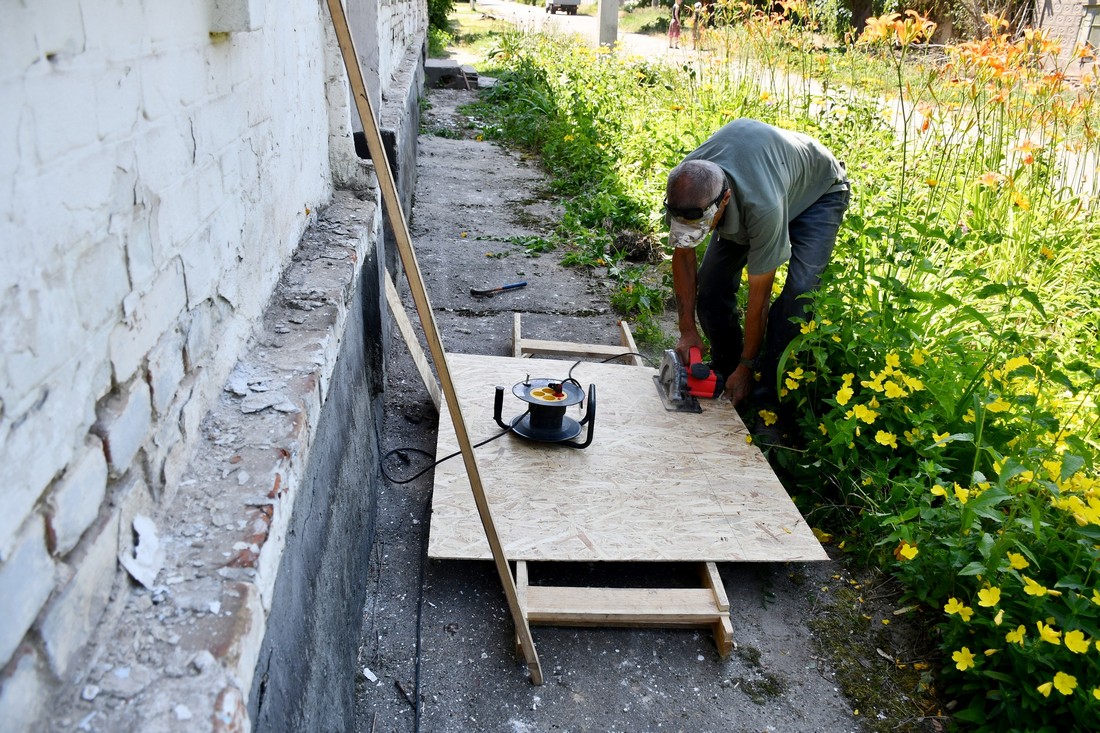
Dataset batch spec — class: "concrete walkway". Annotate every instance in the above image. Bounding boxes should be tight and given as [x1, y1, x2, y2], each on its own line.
[352, 87, 877, 733]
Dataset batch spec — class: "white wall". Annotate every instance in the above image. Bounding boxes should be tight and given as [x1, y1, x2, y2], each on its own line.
[0, 0, 424, 725]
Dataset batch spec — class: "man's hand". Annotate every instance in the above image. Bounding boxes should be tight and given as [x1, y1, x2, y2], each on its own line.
[724, 364, 753, 406]
[675, 331, 705, 366]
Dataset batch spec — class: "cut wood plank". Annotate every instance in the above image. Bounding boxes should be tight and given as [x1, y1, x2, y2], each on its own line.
[617, 321, 644, 367]
[524, 586, 724, 626]
[384, 273, 441, 409]
[518, 337, 645, 361]
[512, 313, 643, 366]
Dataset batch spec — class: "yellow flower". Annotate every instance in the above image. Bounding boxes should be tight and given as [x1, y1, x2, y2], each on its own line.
[758, 409, 778, 427]
[898, 542, 918, 560]
[1092, 588, 1100, 605]
[1064, 630, 1091, 654]
[1053, 672, 1077, 696]
[1007, 552, 1029, 570]
[1037, 681, 1053, 698]
[932, 431, 951, 445]
[1012, 190, 1031, 210]
[875, 431, 898, 449]
[931, 484, 946, 497]
[963, 408, 976, 423]
[785, 377, 799, 390]
[986, 397, 1011, 413]
[1023, 576, 1052, 597]
[833, 385, 853, 405]
[1037, 621, 1062, 645]
[1005, 625, 1026, 645]
[977, 587, 1001, 607]
[902, 375, 925, 391]
[883, 381, 907, 399]
[818, 422, 827, 435]
[944, 598, 974, 620]
[954, 484, 970, 504]
[1094, 687, 1100, 701]
[885, 352, 901, 368]
[910, 349, 926, 366]
[800, 319, 818, 334]
[952, 647, 976, 671]
[994, 609, 1004, 626]
[1004, 356, 1030, 372]
[852, 404, 878, 424]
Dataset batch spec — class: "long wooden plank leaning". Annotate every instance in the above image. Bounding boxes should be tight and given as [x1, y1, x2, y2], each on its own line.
[325, 0, 544, 683]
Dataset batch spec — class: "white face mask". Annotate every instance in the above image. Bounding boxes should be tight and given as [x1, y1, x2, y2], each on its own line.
[668, 202, 719, 249]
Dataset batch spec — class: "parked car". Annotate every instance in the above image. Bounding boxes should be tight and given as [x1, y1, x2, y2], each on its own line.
[546, 0, 579, 15]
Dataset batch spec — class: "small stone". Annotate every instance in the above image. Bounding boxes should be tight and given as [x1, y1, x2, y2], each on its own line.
[190, 650, 216, 674]
[237, 471, 251, 486]
[81, 684, 100, 701]
[174, 704, 193, 721]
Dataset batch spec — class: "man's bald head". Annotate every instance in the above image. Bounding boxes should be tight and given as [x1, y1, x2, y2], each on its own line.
[666, 159, 725, 211]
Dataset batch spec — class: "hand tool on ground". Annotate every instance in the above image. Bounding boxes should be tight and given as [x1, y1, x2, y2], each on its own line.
[470, 281, 527, 297]
[653, 346, 724, 413]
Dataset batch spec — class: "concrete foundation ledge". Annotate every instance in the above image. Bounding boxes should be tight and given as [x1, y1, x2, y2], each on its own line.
[48, 190, 385, 733]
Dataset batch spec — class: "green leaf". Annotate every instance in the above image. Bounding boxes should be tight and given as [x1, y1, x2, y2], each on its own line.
[959, 561, 986, 576]
[1016, 287, 1046, 317]
[975, 283, 1008, 299]
[1060, 454, 1085, 481]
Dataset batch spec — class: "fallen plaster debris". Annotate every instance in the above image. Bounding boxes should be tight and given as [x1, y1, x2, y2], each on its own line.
[240, 391, 299, 414]
[363, 667, 378, 683]
[118, 515, 164, 590]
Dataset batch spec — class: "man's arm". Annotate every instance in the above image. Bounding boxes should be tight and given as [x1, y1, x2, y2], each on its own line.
[725, 269, 775, 405]
[672, 247, 704, 361]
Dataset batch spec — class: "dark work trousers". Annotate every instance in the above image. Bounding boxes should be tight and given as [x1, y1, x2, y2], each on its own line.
[695, 187, 850, 404]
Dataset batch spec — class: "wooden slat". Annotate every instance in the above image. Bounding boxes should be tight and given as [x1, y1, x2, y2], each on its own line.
[325, 0, 543, 684]
[701, 562, 730, 612]
[513, 313, 642, 365]
[617, 321, 644, 367]
[525, 586, 724, 626]
[512, 313, 523, 358]
[384, 273, 441, 409]
[518, 338, 643, 361]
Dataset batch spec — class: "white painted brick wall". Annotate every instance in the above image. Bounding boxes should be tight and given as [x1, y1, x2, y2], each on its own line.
[46, 438, 109, 557]
[1, 0, 425, 724]
[39, 515, 120, 677]
[0, 519, 56, 664]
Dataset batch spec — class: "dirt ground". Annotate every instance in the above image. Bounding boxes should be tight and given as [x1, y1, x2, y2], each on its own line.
[352, 82, 939, 733]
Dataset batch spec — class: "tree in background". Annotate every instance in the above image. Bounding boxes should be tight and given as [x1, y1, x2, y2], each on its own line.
[429, 0, 456, 32]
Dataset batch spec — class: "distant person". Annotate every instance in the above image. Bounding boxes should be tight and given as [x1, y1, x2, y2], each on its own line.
[691, 2, 702, 49]
[669, 0, 682, 49]
[664, 119, 849, 434]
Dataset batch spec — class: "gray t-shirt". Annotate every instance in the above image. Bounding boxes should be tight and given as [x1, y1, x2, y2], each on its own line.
[683, 120, 846, 274]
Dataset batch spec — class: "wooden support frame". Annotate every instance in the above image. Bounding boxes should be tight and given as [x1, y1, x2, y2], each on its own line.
[515, 560, 734, 657]
[512, 313, 644, 366]
[325, 0, 543, 683]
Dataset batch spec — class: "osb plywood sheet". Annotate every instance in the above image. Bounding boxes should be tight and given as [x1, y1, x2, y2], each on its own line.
[428, 353, 827, 563]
